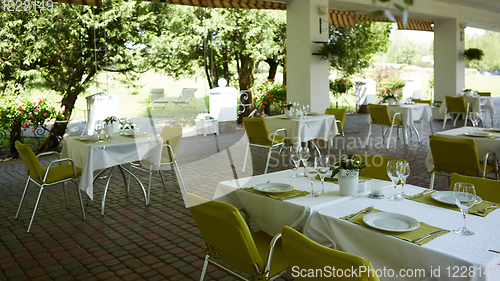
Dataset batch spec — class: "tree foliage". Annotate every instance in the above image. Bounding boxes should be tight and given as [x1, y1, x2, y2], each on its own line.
[466, 31, 500, 71]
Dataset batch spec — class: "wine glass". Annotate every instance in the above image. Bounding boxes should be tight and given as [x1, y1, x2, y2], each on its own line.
[290, 147, 302, 178]
[315, 157, 330, 196]
[299, 147, 310, 177]
[94, 124, 103, 139]
[469, 112, 481, 131]
[396, 161, 410, 198]
[453, 182, 476, 236]
[119, 118, 127, 130]
[305, 162, 318, 197]
[387, 160, 403, 201]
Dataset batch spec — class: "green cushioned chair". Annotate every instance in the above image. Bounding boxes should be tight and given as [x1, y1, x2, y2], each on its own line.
[443, 96, 470, 129]
[429, 135, 497, 189]
[15, 140, 86, 233]
[281, 226, 380, 281]
[355, 154, 406, 182]
[186, 193, 288, 281]
[242, 117, 288, 174]
[325, 108, 347, 153]
[450, 173, 500, 203]
[366, 104, 403, 149]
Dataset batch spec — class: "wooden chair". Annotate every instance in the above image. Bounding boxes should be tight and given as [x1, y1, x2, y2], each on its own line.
[171, 88, 198, 110]
[149, 88, 169, 111]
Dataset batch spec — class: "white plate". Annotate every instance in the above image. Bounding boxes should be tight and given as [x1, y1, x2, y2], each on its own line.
[79, 135, 98, 141]
[253, 183, 293, 193]
[363, 212, 420, 232]
[488, 128, 500, 132]
[431, 191, 482, 205]
[464, 132, 491, 137]
[120, 130, 146, 136]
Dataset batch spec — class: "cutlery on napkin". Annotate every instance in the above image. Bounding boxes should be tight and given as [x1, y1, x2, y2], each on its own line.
[411, 229, 447, 243]
[345, 206, 374, 220]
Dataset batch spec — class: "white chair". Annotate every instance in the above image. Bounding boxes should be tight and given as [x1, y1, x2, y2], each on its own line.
[171, 88, 198, 110]
[149, 88, 169, 111]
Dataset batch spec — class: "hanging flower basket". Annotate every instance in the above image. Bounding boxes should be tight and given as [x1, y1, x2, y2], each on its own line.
[464, 48, 484, 61]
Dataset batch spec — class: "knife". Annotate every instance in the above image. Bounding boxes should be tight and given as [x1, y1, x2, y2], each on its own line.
[412, 229, 447, 243]
[275, 192, 309, 200]
[409, 190, 434, 199]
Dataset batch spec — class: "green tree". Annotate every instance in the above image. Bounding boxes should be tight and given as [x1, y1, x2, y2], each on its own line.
[466, 31, 500, 72]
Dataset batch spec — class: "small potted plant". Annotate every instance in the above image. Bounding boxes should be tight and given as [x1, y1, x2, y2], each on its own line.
[103, 116, 117, 139]
[464, 48, 484, 61]
[331, 154, 367, 196]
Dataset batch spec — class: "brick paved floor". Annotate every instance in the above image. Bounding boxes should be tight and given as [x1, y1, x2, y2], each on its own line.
[0, 98, 498, 280]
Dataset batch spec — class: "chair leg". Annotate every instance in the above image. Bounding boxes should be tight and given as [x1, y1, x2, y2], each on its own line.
[386, 126, 394, 150]
[365, 124, 373, 147]
[101, 168, 114, 216]
[242, 142, 250, 172]
[16, 178, 31, 220]
[430, 171, 436, 190]
[147, 165, 153, 206]
[63, 183, 69, 209]
[453, 114, 459, 127]
[75, 179, 86, 220]
[27, 186, 45, 233]
[173, 161, 187, 196]
[430, 120, 434, 135]
[264, 148, 273, 174]
[343, 136, 347, 155]
[443, 110, 448, 130]
[158, 169, 167, 189]
[199, 255, 210, 281]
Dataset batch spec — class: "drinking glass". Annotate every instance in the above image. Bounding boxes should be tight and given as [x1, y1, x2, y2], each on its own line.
[305, 162, 318, 197]
[119, 118, 127, 130]
[453, 182, 476, 236]
[315, 157, 330, 195]
[299, 147, 310, 177]
[387, 160, 403, 201]
[469, 112, 481, 131]
[396, 161, 410, 198]
[94, 124, 103, 139]
[290, 147, 302, 178]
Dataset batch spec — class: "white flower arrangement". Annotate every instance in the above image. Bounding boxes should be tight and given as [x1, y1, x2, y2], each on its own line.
[104, 116, 118, 126]
[195, 113, 213, 122]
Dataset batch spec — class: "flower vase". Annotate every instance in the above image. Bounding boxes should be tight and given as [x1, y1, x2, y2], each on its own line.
[338, 169, 359, 196]
[387, 98, 395, 106]
[104, 124, 114, 140]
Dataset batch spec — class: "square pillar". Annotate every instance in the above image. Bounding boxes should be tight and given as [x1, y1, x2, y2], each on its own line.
[286, 0, 330, 113]
[434, 19, 465, 102]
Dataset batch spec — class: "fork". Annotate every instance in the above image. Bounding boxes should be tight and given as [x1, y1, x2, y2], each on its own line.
[477, 204, 498, 213]
[345, 206, 374, 220]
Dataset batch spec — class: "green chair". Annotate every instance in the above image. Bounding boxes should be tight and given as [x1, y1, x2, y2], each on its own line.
[242, 117, 287, 174]
[186, 193, 289, 281]
[366, 104, 403, 149]
[443, 96, 470, 129]
[281, 226, 380, 281]
[429, 135, 497, 189]
[325, 108, 347, 153]
[15, 141, 86, 233]
[450, 173, 500, 203]
[356, 154, 406, 182]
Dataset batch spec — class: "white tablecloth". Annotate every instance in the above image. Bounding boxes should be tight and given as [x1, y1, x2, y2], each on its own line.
[424, 126, 500, 172]
[264, 115, 337, 144]
[305, 184, 500, 281]
[368, 104, 432, 127]
[214, 170, 386, 236]
[440, 96, 495, 116]
[62, 134, 163, 200]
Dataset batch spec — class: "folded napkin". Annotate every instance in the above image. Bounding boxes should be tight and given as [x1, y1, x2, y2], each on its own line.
[341, 208, 449, 246]
[241, 187, 309, 201]
[75, 137, 100, 143]
[406, 191, 499, 217]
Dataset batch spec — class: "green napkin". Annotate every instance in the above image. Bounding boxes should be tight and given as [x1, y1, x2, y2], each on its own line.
[341, 208, 450, 246]
[241, 187, 309, 201]
[74, 137, 99, 143]
[406, 190, 499, 217]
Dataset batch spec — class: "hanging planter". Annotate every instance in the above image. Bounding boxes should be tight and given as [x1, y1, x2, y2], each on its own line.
[464, 48, 484, 61]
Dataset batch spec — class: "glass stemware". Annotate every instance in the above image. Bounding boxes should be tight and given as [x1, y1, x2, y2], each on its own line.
[469, 112, 481, 131]
[396, 161, 410, 198]
[387, 160, 403, 201]
[290, 147, 302, 178]
[94, 124, 103, 140]
[453, 182, 476, 236]
[315, 157, 330, 196]
[299, 147, 310, 177]
[305, 162, 318, 197]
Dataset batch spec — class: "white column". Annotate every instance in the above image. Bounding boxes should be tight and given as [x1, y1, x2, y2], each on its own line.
[434, 18, 465, 102]
[286, 0, 330, 113]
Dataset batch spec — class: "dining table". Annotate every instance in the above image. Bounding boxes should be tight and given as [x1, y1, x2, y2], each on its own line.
[304, 184, 500, 281]
[62, 132, 163, 214]
[424, 126, 500, 172]
[263, 114, 337, 145]
[439, 95, 495, 116]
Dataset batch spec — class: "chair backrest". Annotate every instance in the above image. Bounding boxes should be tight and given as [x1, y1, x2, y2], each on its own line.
[450, 173, 500, 203]
[160, 126, 182, 162]
[477, 92, 491, 97]
[429, 135, 481, 176]
[177, 88, 198, 102]
[243, 117, 272, 146]
[357, 154, 406, 182]
[15, 141, 44, 182]
[281, 226, 380, 281]
[325, 108, 346, 132]
[186, 193, 266, 276]
[412, 99, 432, 106]
[368, 104, 392, 126]
[445, 96, 467, 112]
[150, 88, 165, 101]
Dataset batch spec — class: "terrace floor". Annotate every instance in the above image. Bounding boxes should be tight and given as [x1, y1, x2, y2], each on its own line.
[0, 100, 499, 281]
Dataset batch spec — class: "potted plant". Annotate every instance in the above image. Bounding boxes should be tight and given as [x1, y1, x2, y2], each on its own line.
[103, 116, 117, 139]
[378, 77, 406, 105]
[331, 154, 367, 196]
[464, 48, 484, 61]
[251, 79, 287, 116]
